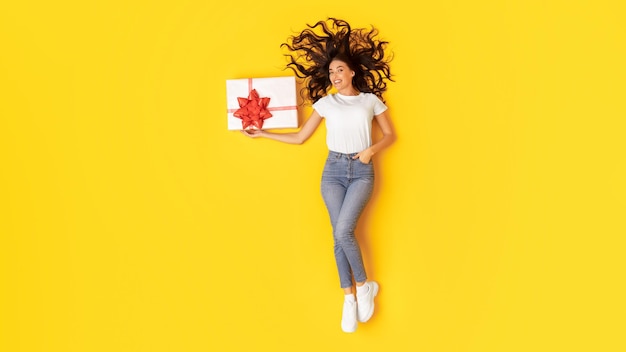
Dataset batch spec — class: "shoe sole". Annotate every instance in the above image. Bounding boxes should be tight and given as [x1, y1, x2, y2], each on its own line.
[357, 282, 379, 323]
[342, 325, 357, 333]
[342, 302, 358, 333]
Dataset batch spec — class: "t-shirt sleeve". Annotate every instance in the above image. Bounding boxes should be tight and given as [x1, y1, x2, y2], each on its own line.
[312, 97, 328, 118]
[371, 95, 388, 115]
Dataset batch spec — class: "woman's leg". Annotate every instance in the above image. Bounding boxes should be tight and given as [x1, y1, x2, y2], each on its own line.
[331, 176, 374, 285]
[322, 177, 374, 287]
[321, 178, 353, 290]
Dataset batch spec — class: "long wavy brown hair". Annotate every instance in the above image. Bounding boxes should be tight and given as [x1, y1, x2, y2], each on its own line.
[281, 18, 394, 104]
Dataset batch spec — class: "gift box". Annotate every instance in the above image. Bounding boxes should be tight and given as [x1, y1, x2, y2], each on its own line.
[226, 76, 298, 130]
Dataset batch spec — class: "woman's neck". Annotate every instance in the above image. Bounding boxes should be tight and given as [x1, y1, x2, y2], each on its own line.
[337, 88, 360, 96]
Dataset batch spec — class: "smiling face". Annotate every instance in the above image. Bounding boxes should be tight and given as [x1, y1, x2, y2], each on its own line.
[328, 59, 356, 95]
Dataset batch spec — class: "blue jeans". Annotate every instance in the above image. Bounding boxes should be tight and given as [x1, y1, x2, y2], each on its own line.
[321, 150, 375, 289]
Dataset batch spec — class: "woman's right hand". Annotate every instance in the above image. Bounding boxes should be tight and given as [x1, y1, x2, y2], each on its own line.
[240, 129, 264, 138]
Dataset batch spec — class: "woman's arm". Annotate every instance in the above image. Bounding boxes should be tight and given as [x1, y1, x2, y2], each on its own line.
[354, 110, 396, 163]
[240, 110, 323, 145]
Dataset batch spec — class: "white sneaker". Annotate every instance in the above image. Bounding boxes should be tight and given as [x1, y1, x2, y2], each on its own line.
[341, 296, 357, 333]
[356, 281, 379, 323]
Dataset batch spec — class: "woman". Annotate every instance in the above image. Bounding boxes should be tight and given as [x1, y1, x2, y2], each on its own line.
[242, 18, 395, 333]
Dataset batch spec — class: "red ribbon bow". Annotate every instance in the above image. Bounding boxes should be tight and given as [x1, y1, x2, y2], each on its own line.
[233, 89, 273, 129]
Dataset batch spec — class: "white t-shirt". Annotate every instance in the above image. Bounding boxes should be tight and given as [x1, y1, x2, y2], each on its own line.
[313, 92, 388, 154]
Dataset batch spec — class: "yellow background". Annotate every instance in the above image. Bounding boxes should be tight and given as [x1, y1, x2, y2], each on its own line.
[1, 1, 625, 351]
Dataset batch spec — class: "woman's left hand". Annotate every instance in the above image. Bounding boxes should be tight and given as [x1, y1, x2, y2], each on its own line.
[353, 149, 374, 164]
